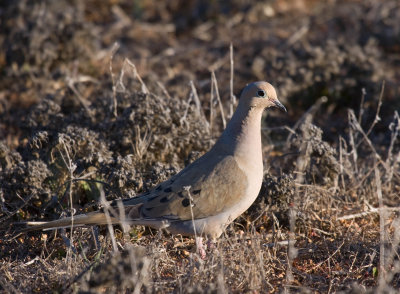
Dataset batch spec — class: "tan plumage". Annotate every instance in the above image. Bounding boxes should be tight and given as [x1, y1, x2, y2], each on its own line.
[25, 81, 286, 257]
[124, 154, 247, 220]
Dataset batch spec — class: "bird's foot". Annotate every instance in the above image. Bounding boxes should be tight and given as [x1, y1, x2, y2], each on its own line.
[195, 236, 207, 259]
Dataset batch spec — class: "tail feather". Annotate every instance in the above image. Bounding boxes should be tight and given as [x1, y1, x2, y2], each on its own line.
[23, 212, 118, 232]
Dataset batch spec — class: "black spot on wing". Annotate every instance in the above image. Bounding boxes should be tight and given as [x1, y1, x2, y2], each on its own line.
[160, 196, 169, 203]
[145, 207, 154, 211]
[177, 191, 184, 198]
[182, 198, 190, 207]
[192, 189, 201, 195]
[164, 187, 172, 193]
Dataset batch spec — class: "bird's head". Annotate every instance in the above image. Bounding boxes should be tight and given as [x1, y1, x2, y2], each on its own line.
[239, 81, 286, 112]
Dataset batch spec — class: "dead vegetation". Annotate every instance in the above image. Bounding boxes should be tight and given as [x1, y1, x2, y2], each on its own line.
[1, 0, 400, 293]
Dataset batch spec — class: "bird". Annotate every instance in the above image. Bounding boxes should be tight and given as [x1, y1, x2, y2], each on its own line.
[24, 81, 286, 258]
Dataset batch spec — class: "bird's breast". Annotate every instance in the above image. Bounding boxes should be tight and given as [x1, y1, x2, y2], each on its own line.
[230, 154, 264, 215]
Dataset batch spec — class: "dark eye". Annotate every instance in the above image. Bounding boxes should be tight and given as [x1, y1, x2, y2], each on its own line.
[257, 90, 266, 98]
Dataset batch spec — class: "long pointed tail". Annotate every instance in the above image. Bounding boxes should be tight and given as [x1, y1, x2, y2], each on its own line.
[22, 212, 119, 231]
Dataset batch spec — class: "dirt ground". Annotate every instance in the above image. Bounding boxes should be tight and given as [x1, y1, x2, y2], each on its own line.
[1, 0, 400, 293]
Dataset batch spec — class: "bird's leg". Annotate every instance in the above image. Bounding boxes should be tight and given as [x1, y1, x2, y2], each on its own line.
[195, 236, 206, 259]
[207, 238, 216, 250]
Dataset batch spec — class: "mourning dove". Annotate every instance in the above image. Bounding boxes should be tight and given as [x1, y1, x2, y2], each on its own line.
[25, 81, 286, 258]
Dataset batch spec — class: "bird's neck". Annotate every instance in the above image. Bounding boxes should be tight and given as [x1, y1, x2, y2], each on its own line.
[216, 104, 264, 161]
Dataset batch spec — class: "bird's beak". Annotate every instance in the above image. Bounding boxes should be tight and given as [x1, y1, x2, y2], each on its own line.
[273, 99, 287, 112]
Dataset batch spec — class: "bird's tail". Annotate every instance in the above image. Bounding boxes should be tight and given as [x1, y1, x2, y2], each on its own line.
[22, 212, 119, 232]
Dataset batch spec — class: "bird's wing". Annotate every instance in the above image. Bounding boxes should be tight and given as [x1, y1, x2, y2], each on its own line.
[119, 152, 248, 221]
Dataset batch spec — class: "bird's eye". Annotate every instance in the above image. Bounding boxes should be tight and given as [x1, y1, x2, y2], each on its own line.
[257, 90, 266, 98]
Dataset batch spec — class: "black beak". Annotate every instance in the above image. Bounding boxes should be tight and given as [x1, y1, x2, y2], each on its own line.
[273, 100, 287, 112]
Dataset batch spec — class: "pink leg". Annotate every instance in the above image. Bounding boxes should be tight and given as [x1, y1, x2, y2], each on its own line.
[195, 236, 206, 259]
